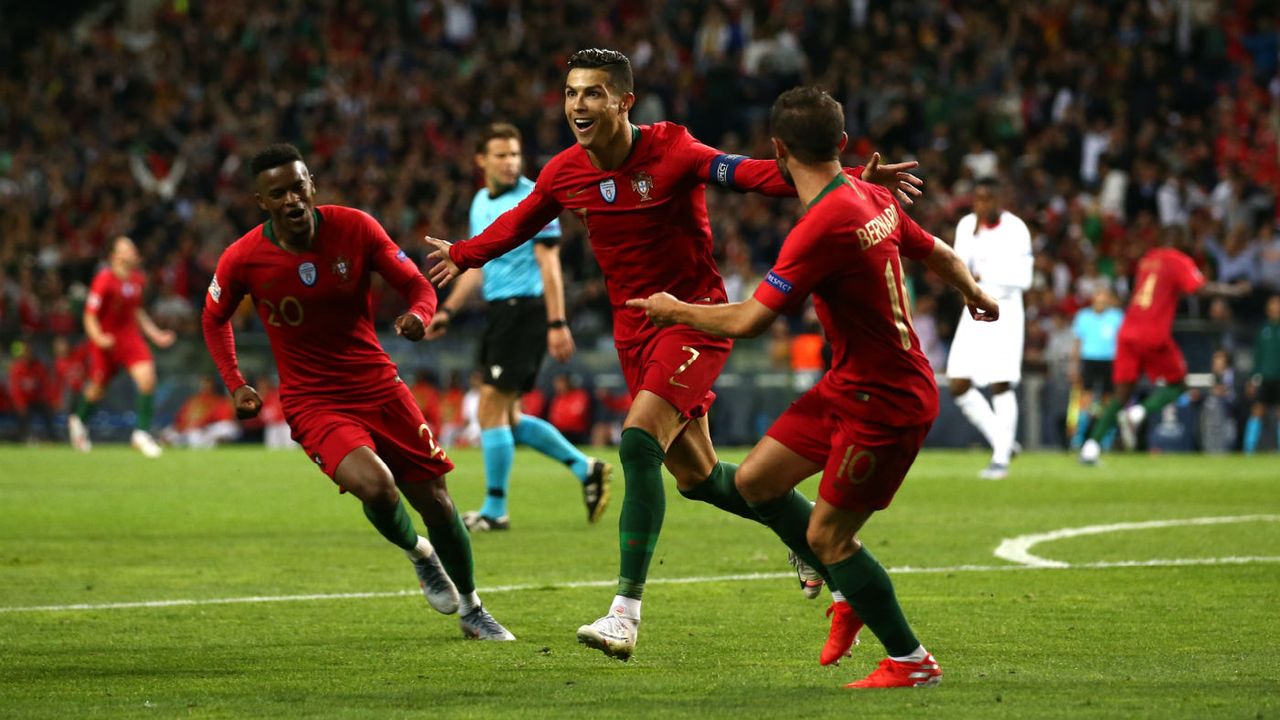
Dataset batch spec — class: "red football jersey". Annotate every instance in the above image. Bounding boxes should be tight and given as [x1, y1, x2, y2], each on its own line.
[449, 122, 799, 347]
[9, 357, 49, 406]
[202, 205, 436, 408]
[1119, 247, 1205, 345]
[85, 267, 146, 340]
[754, 174, 939, 427]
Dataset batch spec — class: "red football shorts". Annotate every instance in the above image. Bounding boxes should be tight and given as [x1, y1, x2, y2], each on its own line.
[88, 338, 152, 385]
[767, 384, 931, 513]
[1112, 336, 1187, 386]
[285, 384, 454, 487]
[617, 326, 732, 420]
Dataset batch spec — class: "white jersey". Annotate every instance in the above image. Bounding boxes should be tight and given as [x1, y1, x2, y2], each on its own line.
[946, 210, 1033, 385]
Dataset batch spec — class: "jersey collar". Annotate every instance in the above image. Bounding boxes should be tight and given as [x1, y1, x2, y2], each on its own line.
[263, 209, 323, 251]
[807, 172, 852, 210]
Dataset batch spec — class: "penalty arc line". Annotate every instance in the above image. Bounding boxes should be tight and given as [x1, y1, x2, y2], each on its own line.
[993, 514, 1280, 568]
[2, 555, 1278, 615]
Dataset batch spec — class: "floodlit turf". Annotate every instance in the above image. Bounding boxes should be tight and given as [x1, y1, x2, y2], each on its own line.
[1, 446, 1277, 719]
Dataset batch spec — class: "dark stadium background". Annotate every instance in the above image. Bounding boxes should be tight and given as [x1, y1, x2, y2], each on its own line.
[1, 0, 1277, 451]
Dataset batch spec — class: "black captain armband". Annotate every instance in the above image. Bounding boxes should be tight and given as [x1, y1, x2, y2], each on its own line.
[547, 319, 568, 330]
[709, 154, 747, 189]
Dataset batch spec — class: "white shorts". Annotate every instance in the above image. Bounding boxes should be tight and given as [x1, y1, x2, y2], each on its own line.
[946, 300, 1025, 386]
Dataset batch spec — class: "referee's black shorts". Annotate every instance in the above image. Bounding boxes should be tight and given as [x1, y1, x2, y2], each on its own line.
[1080, 359, 1114, 394]
[479, 296, 548, 394]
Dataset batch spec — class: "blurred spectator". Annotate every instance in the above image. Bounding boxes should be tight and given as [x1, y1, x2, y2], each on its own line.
[8, 340, 55, 441]
[410, 370, 443, 439]
[160, 376, 240, 449]
[1245, 295, 1280, 454]
[521, 387, 547, 420]
[49, 336, 89, 413]
[548, 373, 591, 445]
[591, 385, 632, 447]
[1197, 349, 1238, 454]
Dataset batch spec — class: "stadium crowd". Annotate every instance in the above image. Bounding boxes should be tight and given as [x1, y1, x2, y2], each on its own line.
[1, 0, 1278, 447]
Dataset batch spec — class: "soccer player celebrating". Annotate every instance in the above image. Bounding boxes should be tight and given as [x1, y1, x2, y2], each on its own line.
[69, 235, 175, 457]
[629, 86, 999, 688]
[425, 122, 611, 532]
[945, 178, 1033, 479]
[426, 48, 923, 661]
[1079, 229, 1224, 462]
[202, 144, 513, 641]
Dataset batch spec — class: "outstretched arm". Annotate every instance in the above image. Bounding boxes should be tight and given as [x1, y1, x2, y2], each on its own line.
[626, 293, 777, 339]
[426, 178, 564, 286]
[924, 238, 1000, 322]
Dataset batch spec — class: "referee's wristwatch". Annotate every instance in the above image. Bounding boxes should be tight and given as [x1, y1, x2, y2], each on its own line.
[547, 319, 568, 330]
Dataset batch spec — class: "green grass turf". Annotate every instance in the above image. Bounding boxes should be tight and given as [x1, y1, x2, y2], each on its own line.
[1, 446, 1277, 719]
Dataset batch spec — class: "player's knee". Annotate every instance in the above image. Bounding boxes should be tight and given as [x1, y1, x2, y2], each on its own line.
[618, 427, 664, 468]
[733, 467, 772, 504]
[340, 465, 398, 505]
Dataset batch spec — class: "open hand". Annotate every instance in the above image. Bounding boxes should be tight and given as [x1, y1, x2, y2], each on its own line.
[861, 152, 924, 206]
[423, 236, 460, 287]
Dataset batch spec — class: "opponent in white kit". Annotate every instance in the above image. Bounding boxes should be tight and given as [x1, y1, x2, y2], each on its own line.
[946, 178, 1032, 479]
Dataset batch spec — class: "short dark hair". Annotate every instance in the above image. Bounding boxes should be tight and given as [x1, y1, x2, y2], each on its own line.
[769, 87, 844, 164]
[476, 123, 522, 155]
[250, 143, 304, 177]
[567, 48, 633, 95]
[975, 177, 1000, 191]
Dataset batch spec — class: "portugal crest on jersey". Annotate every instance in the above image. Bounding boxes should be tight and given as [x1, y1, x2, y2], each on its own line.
[298, 262, 317, 286]
[599, 178, 617, 203]
[631, 171, 654, 202]
[332, 256, 351, 281]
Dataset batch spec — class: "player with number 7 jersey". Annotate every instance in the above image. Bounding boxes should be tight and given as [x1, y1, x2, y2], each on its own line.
[202, 143, 515, 641]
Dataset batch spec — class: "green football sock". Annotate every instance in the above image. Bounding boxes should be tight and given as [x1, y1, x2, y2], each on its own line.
[616, 427, 667, 600]
[75, 396, 97, 423]
[1088, 397, 1123, 442]
[827, 546, 919, 657]
[678, 462, 759, 523]
[136, 393, 155, 431]
[749, 490, 832, 585]
[1142, 384, 1185, 416]
[426, 507, 476, 594]
[362, 498, 418, 551]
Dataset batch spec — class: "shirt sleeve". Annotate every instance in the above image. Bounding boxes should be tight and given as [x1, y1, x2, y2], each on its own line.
[365, 212, 437, 322]
[896, 199, 938, 261]
[1177, 251, 1207, 294]
[752, 219, 825, 316]
[533, 215, 561, 246]
[451, 167, 564, 270]
[677, 124, 795, 198]
[84, 271, 110, 316]
[201, 246, 249, 394]
[1072, 311, 1085, 339]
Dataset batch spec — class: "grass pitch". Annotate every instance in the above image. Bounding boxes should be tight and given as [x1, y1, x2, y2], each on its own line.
[1, 446, 1277, 719]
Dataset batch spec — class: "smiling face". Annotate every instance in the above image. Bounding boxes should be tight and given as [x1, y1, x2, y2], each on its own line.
[564, 67, 633, 156]
[255, 160, 316, 243]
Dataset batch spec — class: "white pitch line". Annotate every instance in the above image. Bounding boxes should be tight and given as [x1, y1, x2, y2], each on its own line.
[3, 556, 1279, 615]
[993, 515, 1280, 568]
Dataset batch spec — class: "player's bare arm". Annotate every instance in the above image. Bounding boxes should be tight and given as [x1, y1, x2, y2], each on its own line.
[83, 312, 115, 349]
[134, 307, 176, 348]
[424, 268, 482, 340]
[626, 293, 777, 339]
[232, 384, 263, 420]
[923, 237, 1000, 322]
[861, 152, 924, 206]
[535, 242, 575, 362]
